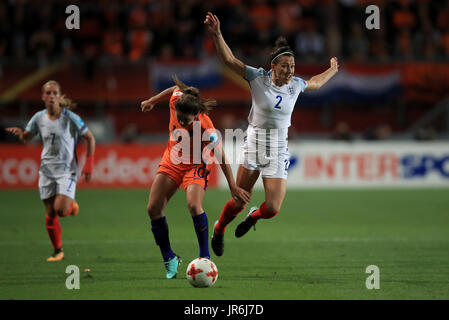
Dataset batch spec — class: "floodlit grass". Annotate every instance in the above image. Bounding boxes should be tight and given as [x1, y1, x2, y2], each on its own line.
[1, 188, 448, 299]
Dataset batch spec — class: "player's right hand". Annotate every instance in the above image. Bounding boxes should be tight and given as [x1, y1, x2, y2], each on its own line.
[231, 186, 251, 204]
[5, 127, 23, 139]
[140, 99, 155, 112]
[82, 171, 92, 183]
[204, 12, 220, 36]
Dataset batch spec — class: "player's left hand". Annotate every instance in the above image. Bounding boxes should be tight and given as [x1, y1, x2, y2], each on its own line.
[330, 57, 339, 71]
[231, 186, 251, 204]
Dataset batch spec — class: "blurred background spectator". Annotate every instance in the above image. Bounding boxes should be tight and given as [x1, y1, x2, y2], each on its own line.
[332, 121, 353, 142]
[0, 0, 448, 143]
[0, 0, 447, 63]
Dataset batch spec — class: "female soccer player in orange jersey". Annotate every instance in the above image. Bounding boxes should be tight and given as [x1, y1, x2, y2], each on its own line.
[6, 80, 96, 262]
[140, 76, 250, 279]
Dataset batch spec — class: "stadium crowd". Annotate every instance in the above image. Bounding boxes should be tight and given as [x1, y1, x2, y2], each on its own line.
[0, 0, 448, 66]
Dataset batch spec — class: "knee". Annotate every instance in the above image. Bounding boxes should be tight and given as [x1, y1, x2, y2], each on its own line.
[52, 206, 65, 217]
[187, 202, 203, 216]
[264, 201, 281, 215]
[147, 204, 163, 220]
[46, 209, 57, 218]
[233, 199, 247, 212]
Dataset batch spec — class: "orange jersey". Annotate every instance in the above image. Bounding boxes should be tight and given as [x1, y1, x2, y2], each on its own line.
[160, 89, 218, 170]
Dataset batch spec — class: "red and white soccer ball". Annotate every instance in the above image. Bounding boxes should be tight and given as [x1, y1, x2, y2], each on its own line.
[186, 258, 218, 288]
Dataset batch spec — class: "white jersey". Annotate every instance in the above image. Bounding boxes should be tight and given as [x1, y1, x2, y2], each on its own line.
[25, 108, 88, 179]
[245, 65, 308, 130]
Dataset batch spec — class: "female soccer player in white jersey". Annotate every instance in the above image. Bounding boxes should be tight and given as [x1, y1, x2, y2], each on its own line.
[6, 80, 96, 262]
[204, 12, 339, 256]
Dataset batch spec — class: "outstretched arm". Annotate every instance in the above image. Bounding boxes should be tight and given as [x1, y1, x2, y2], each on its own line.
[204, 12, 246, 78]
[212, 142, 251, 204]
[140, 85, 177, 112]
[306, 57, 339, 91]
[5, 127, 34, 144]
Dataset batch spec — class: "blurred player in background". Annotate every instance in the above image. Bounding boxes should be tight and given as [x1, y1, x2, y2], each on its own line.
[140, 76, 250, 279]
[204, 12, 339, 256]
[5, 80, 96, 261]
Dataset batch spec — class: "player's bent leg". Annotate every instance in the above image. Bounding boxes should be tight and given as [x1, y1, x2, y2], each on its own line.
[147, 173, 180, 278]
[53, 194, 75, 217]
[185, 183, 210, 258]
[43, 197, 64, 261]
[54, 175, 78, 217]
[234, 165, 260, 210]
[43, 196, 56, 218]
[215, 165, 259, 234]
[261, 177, 286, 217]
[147, 173, 179, 220]
[251, 178, 286, 221]
[235, 178, 286, 238]
[185, 183, 206, 216]
[212, 166, 259, 255]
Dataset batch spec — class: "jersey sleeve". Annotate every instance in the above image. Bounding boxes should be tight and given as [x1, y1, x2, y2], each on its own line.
[169, 88, 183, 111]
[245, 65, 266, 82]
[201, 115, 220, 143]
[65, 109, 88, 135]
[25, 111, 41, 135]
[201, 115, 222, 164]
[293, 77, 308, 92]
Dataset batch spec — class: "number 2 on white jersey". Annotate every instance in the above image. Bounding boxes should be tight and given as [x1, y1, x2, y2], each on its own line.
[274, 95, 282, 109]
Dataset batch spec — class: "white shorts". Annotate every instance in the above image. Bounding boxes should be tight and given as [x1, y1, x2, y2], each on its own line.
[38, 172, 77, 200]
[239, 141, 290, 179]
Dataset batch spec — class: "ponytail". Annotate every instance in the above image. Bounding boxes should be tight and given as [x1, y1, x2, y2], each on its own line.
[42, 80, 77, 110]
[173, 75, 217, 114]
[59, 94, 77, 110]
[270, 36, 294, 65]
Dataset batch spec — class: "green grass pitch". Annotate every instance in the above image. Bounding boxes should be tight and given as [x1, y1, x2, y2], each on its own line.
[0, 188, 448, 300]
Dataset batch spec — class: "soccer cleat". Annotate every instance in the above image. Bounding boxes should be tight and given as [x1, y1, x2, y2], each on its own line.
[46, 250, 64, 262]
[164, 255, 181, 279]
[211, 221, 224, 257]
[235, 206, 258, 238]
[71, 201, 79, 216]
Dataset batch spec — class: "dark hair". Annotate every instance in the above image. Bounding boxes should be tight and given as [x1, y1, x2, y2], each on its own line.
[269, 36, 294, 65]
[173, 76, 217, 115]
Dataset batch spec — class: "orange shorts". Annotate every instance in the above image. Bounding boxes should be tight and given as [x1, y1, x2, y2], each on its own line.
[157, 162, 210, 190]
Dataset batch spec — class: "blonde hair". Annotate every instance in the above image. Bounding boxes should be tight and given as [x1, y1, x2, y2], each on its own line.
[42, 80, 77, 110]
[173, 75, 217, 114]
